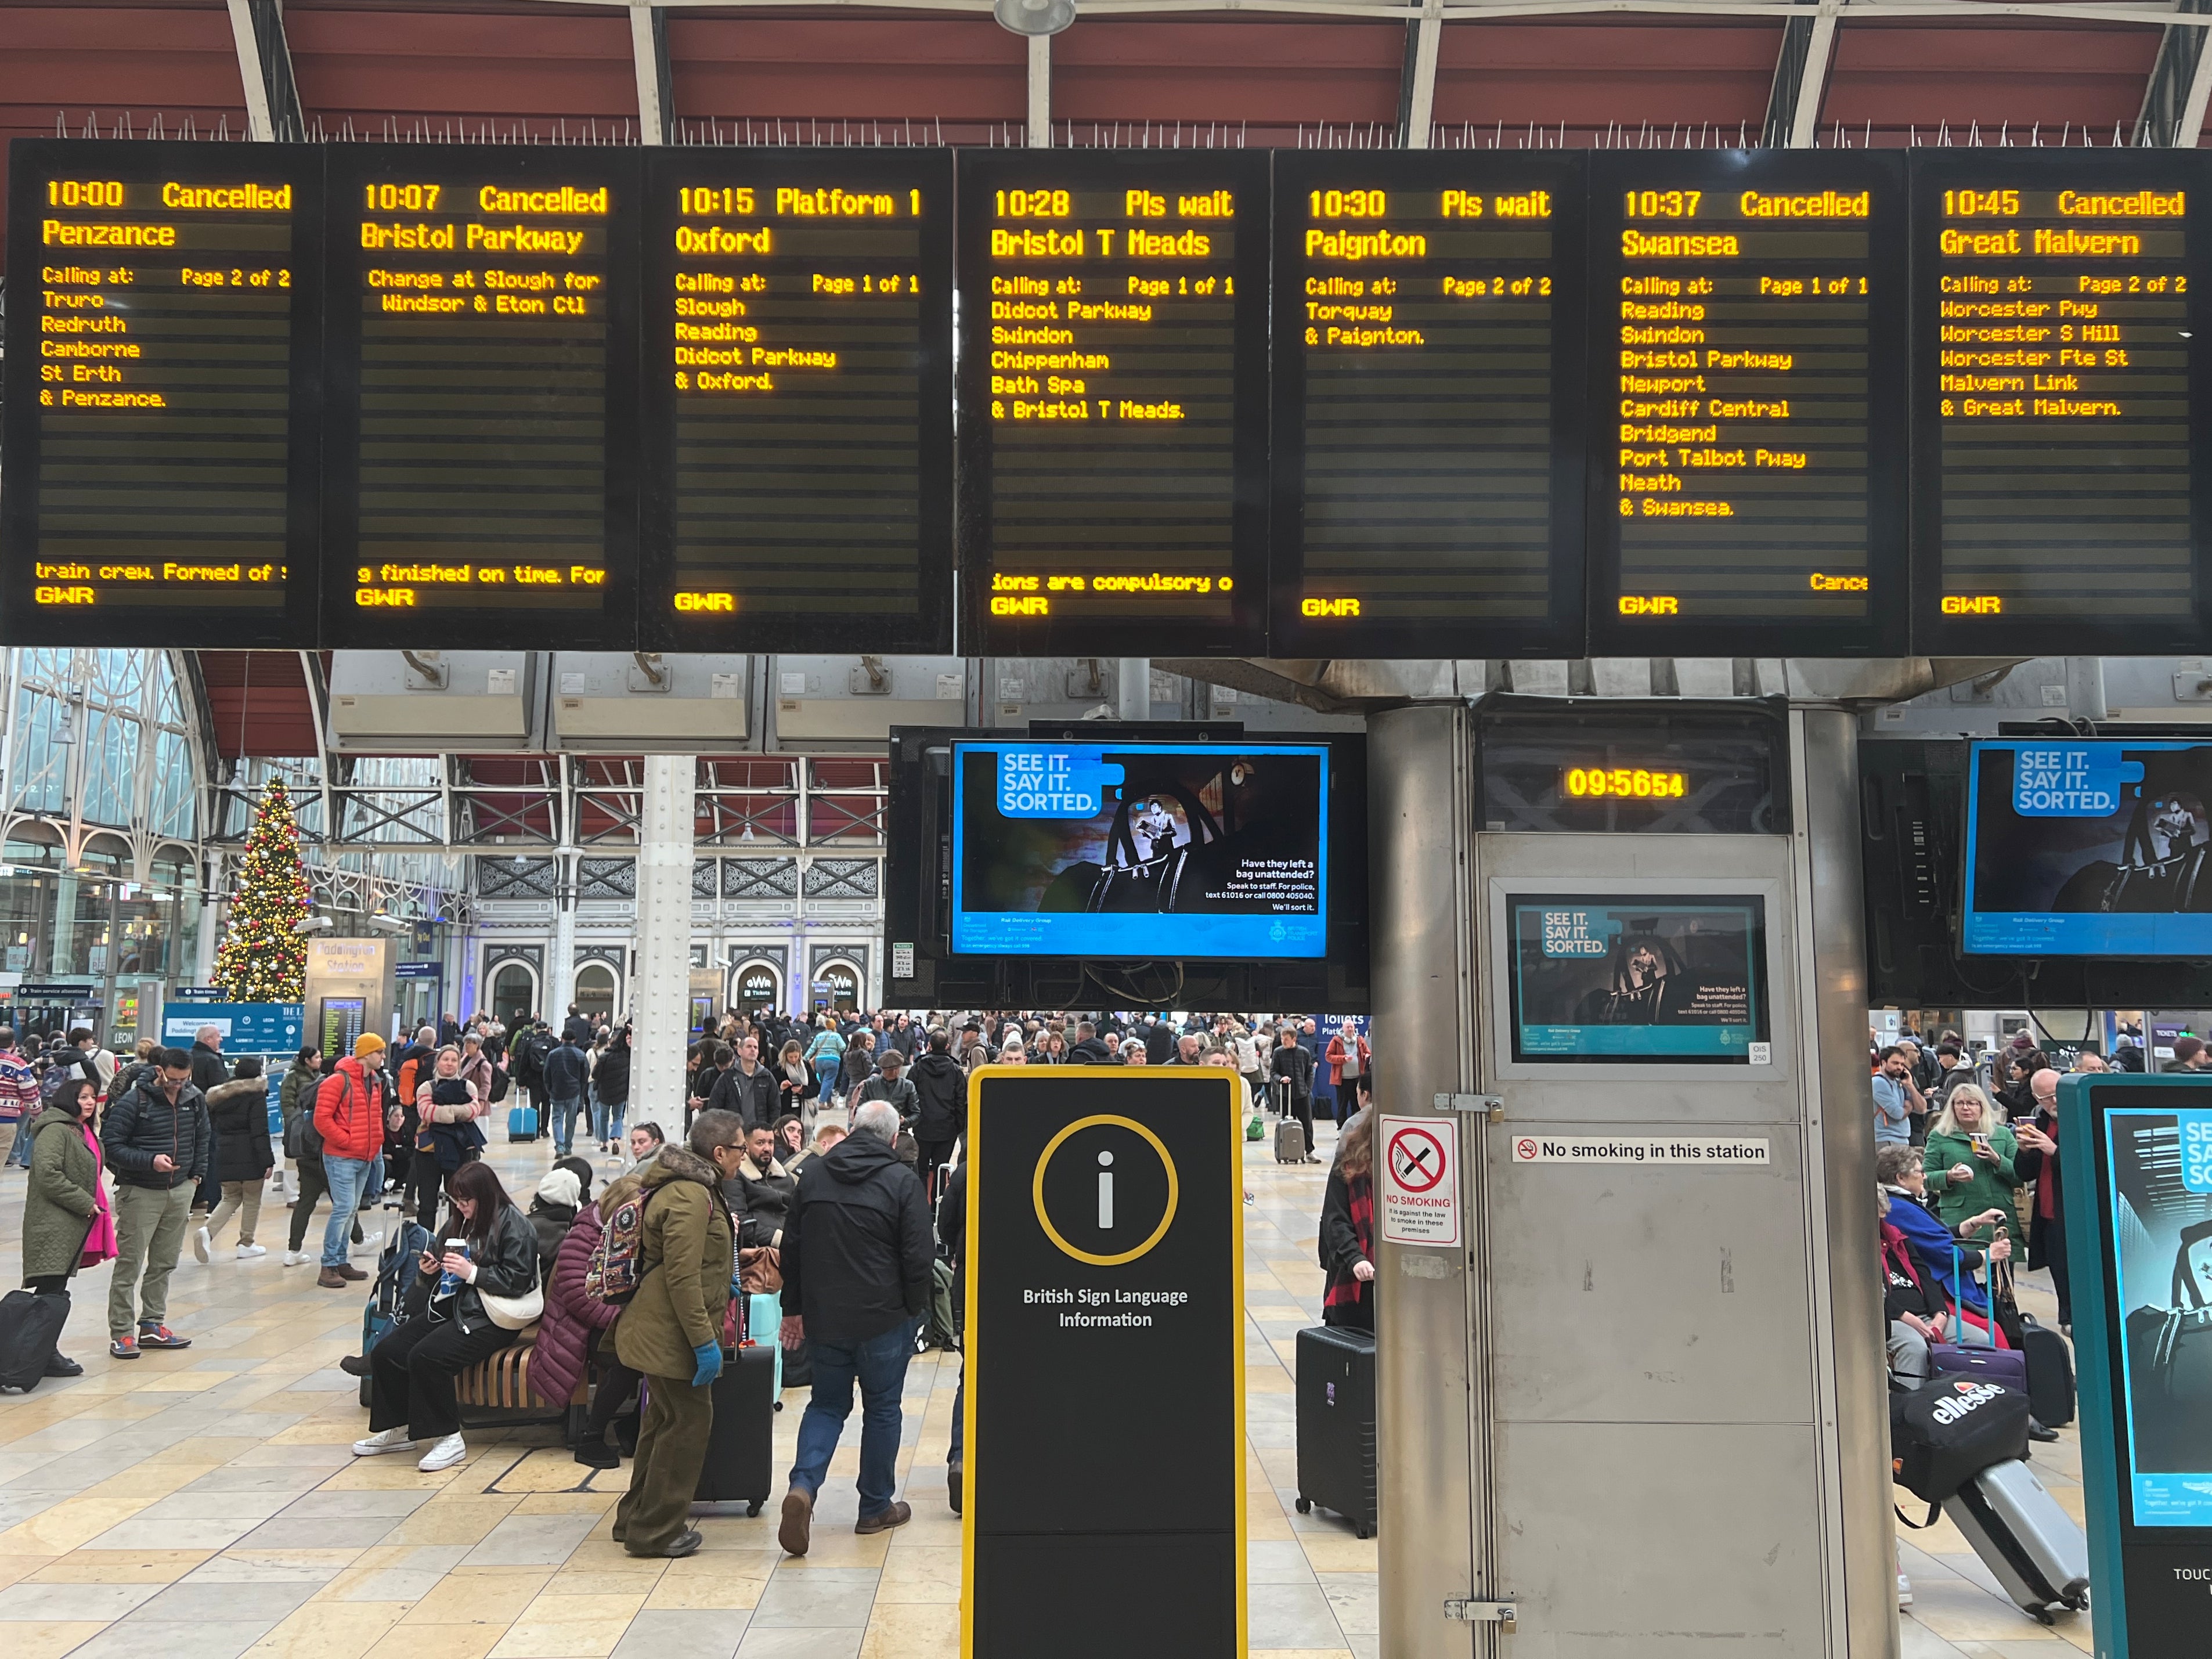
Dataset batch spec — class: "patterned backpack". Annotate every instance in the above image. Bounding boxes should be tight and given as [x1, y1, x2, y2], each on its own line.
[583, 1185, 656, 1307]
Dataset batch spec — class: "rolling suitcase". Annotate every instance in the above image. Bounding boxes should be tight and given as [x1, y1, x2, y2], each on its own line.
[1940, 1456, 2090, 1622]
[746, 1291, 784, 1397]
[2018, 1314, 2076, 1427]
[1275, 1118, 1307, 1164]
[1295, 1324, 1377, 1538]
[693, 1343, 777, 1513]
[507, 1105, 539, 1143]
[0, 1288, 70, 1393]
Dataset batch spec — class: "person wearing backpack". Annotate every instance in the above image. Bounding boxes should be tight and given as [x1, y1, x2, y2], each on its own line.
[276, 1048, 322, 1208]
[312, 1036, 395, 1290]
[100, 1048, 211, 1358]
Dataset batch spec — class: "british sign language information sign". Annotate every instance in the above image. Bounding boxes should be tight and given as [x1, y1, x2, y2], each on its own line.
[1379, 1115, 1461, 1247]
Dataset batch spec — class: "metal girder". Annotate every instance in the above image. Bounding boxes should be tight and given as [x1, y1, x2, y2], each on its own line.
[1399, 0, 1444, 147]
[629, 3, 675, 145]
[225, 0, 305, 142]
[1766, 0, 1842, 146]
[522, 0, 2212, 26]
[2141, 0, 2212, 145]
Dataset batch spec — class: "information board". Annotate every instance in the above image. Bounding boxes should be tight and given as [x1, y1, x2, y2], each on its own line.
[1910, 152, 2209, 655]
[161, 1001, 306, 1052]
[1270, 152, 1586, 657]
[957, 149, 1269, 656]
[1589, 151, 1908, 655]
[2, 140, 324, 645]
[321, 145, 641, 648]
[962, 1067, 1243, 1658]
[637, 149, 953, 652]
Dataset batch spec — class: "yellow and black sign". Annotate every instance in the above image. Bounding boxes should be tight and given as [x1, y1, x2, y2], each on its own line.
[960, 1066, 1245, 1658]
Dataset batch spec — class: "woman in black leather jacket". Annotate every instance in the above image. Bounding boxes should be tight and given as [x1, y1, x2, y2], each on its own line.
[352, 1160, 540, 1473]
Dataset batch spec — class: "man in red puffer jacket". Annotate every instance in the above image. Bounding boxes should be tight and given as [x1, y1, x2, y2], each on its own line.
[313, 1035, 392, 1290]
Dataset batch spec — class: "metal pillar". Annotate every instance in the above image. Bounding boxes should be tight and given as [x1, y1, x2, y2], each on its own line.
[1399, 2, 1442, 150]
[1789, 708, 1897, 1659]
[1027, 35, 1051, 148]
[1116, 659, 1150, 722]
[633, 755, 696, 1115]
[549, 850, 578, 1027]
[1370, 702, 1481, 1659]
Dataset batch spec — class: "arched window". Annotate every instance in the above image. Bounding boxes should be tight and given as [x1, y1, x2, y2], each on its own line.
[574, 961, 619, 1027]
[489, 961, 538, 1028]
[731, 960, 781, 1013]
[815, 960, 861, 1014]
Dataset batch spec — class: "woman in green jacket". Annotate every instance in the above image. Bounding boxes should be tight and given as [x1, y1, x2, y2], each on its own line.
[1923, 1084, 2023, 1246]
[21, 1077, 111, 1378]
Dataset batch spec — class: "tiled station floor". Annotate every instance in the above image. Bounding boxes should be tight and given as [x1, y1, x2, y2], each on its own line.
[0, 1122, 2080, 1659]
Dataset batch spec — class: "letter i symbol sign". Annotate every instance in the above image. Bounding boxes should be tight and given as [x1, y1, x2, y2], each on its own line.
[1098, 1150, 1114, 1230]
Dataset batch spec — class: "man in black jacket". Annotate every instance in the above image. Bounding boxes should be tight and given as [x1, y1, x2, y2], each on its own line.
[709, 1035, 780, 1131]
[1067, 1021, 1113, 1066]
[102, 1049, 211, 1358]
[908, 1030, 966, 1202]
[1271, 1023, 1318, 1151]
[939, 1155, 967, 1515]
[543, 1031, 590, 1158]
[777, 1101, 933, 1556]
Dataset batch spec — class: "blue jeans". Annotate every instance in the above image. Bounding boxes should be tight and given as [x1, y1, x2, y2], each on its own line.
[600, 1100, 626, 1143]
[551, 1094, 583, 1155]
[5, 1118, 32, 1167]
[322, 1155, 371, 1268]
[789, 1315, 919, 1519]
[817, 1068, 839, 1105]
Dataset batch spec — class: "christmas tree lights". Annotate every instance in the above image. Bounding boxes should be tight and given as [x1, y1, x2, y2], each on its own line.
[212, 778, 313, 1002]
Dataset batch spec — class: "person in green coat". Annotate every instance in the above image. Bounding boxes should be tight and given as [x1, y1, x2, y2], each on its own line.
[611, 1109, 742, 1560]
[1922, 1084, 2023, 1247]
[21, 1077, 110, 1378]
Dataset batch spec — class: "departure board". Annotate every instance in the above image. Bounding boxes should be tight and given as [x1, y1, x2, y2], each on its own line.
[1908, 151, 2211, 655]
[1269, 152, 1586, 657]
[637, 150, 953, 652]
[1588, 151, 1908, 656]
[1, 141, 323, 646]
[956, 150, 1269, 655]
[321, 146, 640, 648]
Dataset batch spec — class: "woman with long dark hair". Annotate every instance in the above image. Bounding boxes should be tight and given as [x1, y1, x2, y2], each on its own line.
[1318, 1112, 1377, 1332]
[20, 1076, 113, 1378]
[352, 1159, 539, 1473]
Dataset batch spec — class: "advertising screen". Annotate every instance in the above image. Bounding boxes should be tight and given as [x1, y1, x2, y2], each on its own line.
[1507, 894, 1770, 1062]
[1588, 150, 1908, 655]
[638, 149, 953, 652]
[321, 145, 640, 647]
[950, 740, 1328, 960]
[1268, 150, 1586, 658]
[2, 140, 324, 646]
[1962, 739, 2212, 955]
[956, 150, 1270, 656]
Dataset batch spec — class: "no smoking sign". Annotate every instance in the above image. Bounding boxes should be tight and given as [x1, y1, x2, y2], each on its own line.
[1378, 1115, 1460, 1247]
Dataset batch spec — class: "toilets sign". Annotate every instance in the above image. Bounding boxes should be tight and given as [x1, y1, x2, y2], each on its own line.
[1379, 1116, 1461, 1247]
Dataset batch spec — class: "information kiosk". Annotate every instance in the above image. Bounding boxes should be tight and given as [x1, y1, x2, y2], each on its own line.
[960, 1066, 1244, 1658]
[2061, 1073, 2212, 1655]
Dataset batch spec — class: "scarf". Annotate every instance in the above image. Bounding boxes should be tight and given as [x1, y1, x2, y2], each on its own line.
[1323, 1174, 1374, 1310]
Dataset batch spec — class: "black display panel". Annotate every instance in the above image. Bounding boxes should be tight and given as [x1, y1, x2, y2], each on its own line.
[1474, 695, 1789, 835]
[637, 149, 952, 652]
[1269, 151, 1586, 657]
[1909, 150, 2211, 656]
[1588, 150, 1908, 656]
[321, 145, 640, 647]
[1, 140, 323, 645]
[957, 150, 1269, 655]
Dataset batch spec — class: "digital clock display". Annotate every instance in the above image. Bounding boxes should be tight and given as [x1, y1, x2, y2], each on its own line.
[637, 150, 953, 652]
[1589, 150, 1910, 657]
[1561, 765, 1689, 799]
[320, 145, 641, 647]
[1909, 151, 2210, 655]
[956, 149, 1270, 655]
[1269, 151, 1585, 658]
[2, 140, 324, 644]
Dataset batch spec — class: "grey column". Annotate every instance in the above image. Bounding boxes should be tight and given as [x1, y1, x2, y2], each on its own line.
[633, 756, 696, 1111]
[1370, 702, 1480, 1659]
[1790, 708, 1897, 1659]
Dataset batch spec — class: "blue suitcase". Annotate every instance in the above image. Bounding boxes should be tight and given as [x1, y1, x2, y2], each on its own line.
[747, 1291, 784, 1398]
[507, 1105, 539, 1142]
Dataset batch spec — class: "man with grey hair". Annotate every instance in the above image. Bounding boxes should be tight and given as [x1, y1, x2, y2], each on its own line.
[775, 1097, 934, 1557]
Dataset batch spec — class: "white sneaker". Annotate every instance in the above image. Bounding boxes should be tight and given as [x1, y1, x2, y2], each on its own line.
[352, 1231, 383, 1258]
[192, 1227, 211, 1264]
[282, 1251, 307, 1267]
[352, 1426, 417, 1457]
[1897, 1573, 1913, 1608]
[236, 1243, 266, 1260]
[417, 1433, 467, 1472]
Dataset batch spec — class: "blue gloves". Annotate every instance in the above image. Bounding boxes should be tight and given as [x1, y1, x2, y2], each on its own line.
[692, 1340, 723, 1388]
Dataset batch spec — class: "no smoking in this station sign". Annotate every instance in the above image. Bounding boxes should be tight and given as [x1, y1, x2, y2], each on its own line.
[1377, 1115, 1460, 1247]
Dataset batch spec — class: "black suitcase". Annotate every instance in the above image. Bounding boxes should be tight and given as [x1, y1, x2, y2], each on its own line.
[1296, 1324, 1377, 1538]
[694, 1343, 776, 1513]
[2018, 1315, 2076, 1428]
[0, 1288, 69, 1393]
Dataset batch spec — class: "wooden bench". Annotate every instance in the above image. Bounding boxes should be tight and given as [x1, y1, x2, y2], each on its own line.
[453, 1326, 588, 1432]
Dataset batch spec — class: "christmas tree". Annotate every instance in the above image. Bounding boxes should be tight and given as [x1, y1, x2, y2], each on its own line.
[212, 778, 313, 1002]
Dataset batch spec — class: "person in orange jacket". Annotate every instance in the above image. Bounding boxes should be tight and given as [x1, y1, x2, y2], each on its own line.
[1322, 1022, 1370, 1129]
[313, 1034, 395, 1290]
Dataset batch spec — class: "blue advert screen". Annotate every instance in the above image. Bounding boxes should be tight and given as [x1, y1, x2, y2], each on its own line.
[1964, 740, 2212, 955]
[950, 741, 1329, 959]
[1509, 896, 1768, 1063]
[2101, 1106, 2212, 1527]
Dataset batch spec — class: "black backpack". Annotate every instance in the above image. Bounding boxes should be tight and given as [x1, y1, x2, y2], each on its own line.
[0, 1288, 70, 1392]
[1890, 1374, 2030, 1509]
